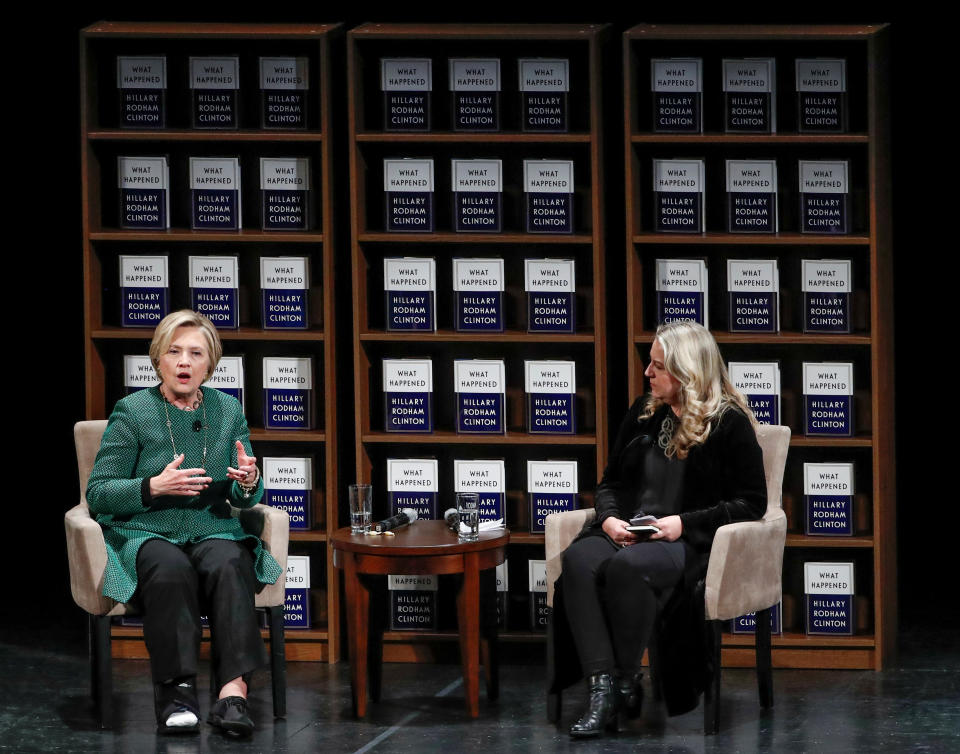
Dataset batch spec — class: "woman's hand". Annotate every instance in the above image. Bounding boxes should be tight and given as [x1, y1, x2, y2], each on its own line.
[149, 454, 212, 498]
[227, 440, 258, 485]
[650, 515, 683, 542]
[602, 517, 640, 547]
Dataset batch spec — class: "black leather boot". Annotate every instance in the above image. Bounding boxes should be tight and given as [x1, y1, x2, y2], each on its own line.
[569, 673, 618, 738]
[618, 671, 644, 720]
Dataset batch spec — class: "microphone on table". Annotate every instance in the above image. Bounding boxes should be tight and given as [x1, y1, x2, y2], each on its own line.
[374, 508, 419, 533]
[443, 507, 460, 532]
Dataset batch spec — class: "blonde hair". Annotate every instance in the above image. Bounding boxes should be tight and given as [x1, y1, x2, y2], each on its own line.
[640, 321, 756, 458]
[149, 309, 222, 381]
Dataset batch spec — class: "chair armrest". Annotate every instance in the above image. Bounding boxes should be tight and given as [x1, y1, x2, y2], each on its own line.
[704, 509, 787, 621]
[253, 503, 289, 609]
[544, 508, 595, 608]
[64, 502, 119, 616]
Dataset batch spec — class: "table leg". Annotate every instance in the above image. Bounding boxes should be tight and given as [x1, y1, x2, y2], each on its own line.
[344, 554, 369, 718]
[456, 552, 481, 717]
[480, 568, 499, 701]
[367, 575, 385, 703]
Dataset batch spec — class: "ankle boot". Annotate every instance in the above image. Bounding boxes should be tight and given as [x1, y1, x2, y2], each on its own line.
[569, 672, 618, 738]
[618, 671, 644, 720]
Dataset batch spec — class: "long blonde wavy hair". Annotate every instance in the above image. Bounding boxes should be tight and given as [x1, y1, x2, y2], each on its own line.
[640, 321, 756, 459]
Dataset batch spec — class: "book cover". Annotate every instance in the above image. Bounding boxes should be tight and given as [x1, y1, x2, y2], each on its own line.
[189, 255, 239, 329]
[528, 460, 578, 534]
[382, 58, 431, 131]
[117, 56, 166, 128]
[528, 559, 549, 631]
[263, 356, 314, 430]
[796, 59, 847, 133]
[728, 361, 781, 425]
[189, 56, 240, 129]
[650, 58, 702, 133]
[525, 361, 576, 434]
[802, 259, 851, 333]
[804, 462, 854, 536]
[653, 159, 705, 233]
[389, 574, 438, 631]
[732, 602, 782, 635]
[723, 58, 776, 133]
[453, 258, 504, 332]
[260, 56, 309, 130]
[799, 160, 849, 234]
[519, 59, 568, 132]
[284, 554, 310, 629]
[261, 256, 309, 330]
[190, 157, 241, 230]
[207, 355, 245, 410]
[260, 157, 311, 231]
[384, 158, 434, 231]
[452, 159, 502, 232]
[525, 258, 575, 334]
[450, 58, 500, 131]
[454, 459, 505, 523]
[387, 458, 438, 521]
[455, 359, 506, 434]
[384, 257, 436, 331]
[726, 159, 778, 233]
[119, 255, 169, 327]
[524, 160, 574, 234]
[124, 354, 155, 394]
[727, 259, 779, 333]
[803, 362, 854, 437]
[655, 258, 709, 328]
[383, 358, 433, 433]
[495, 560, 509, 629]
[263, 456, 313, 531]
[804, 561, 854, 635]
[117, 156, 169, 230]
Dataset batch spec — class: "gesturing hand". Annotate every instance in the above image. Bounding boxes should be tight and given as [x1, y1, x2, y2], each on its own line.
[227, 440, 258, 485]
[150, 454, 212, 498]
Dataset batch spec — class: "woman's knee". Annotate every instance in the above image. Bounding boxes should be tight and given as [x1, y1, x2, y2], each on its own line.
[137, 540, 196, 590]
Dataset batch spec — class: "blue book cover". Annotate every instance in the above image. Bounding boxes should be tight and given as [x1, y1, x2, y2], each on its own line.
[384, 257, 436, 331]
[387, 458, 439, 521]
[453, 159, 502, 232]
[804, 462, 854, 536]
[726, 160, 778, 233]
[495, 561, 509, 630]
[727, 259, 779, 333]
[732, 602, 782, 635]
[261, 256, 309, 329]
[117, 56, 166, 128]
[723, 58, 776, 133]
[654, 159, 705, 233]
[651, 58, 702, 133]
[384, 159, 434, 231]
[189, 56, 239, 129]
[382, 58, 431, 131]
[455, 360, 506, 434]
[796, 59, 847, 133]
[284, 555, 311, 629]
[383, 358, 433, 433]
[524, 160, 573, 233]
[189, 255, 238, 328]
[528, 460, 578, 534]
[264, 456, 312, 531]
[656, 258, 709, 328]
[124, 354, 156, 394]
[519, 59, 568, 132]
[190, 157, 241, 230]
[455, 459, 505, 524]
[525, 258, 575, 333]
[528, 560, 549, 631]
[117, 156, 169, 230]
[803, 362, 854, 437]
[802, 259, 852, 333]
[119, 255, 169, 327]
[263, 356, 314, 430]
[729, 361, 781, 425]
[260, 157, 311, 231]
[453, 258, 504, 332]
[389, 575, 438, 631]
[260, 56, 309, 130]
[805, 562, 854, 635]
[526, 361, 576, 434]
[206, 355, 244, 411]
[450, 58, 500, 131]
[800, 160, 849, 234]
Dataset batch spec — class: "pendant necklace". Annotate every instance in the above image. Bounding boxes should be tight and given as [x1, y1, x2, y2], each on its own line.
[162, 387, 208, 468]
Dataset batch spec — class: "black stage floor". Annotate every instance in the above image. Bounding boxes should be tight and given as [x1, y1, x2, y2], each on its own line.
[1, 624, 957, 753]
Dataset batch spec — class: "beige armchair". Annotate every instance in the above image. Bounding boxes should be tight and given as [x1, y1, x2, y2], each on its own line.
[66, 420, 290, 728]
[544, 423, 790, 734]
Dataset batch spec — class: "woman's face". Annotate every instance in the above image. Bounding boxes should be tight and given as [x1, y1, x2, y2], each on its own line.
[158, 326, 210, 404]
[645, 338, 682, 408]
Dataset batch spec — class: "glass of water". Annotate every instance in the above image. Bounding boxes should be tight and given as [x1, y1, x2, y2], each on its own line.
[456, 492, 480, 542]
[349, 484, 372, 533]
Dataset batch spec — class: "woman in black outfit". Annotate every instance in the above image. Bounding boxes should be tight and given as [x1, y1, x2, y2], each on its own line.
[561, 320, 767, 738]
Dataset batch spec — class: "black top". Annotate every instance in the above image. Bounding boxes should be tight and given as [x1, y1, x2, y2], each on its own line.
[635, 415, 686, 519]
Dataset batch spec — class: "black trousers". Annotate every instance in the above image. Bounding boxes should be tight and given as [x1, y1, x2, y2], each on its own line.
[561, 536, 688, 677]
[135, 538, 268, 686]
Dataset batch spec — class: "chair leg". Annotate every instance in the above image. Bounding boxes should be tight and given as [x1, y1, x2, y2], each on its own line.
[545, 608, 560, 723]
[703, 619, 721, 735]
[755, 607, 774, 709]
[267, 605, 287, 718]
[90, 614, 113, 729]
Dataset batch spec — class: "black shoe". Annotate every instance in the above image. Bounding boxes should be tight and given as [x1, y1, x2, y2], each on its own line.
[208, 696, 254, 738]
[569, 673, 618, 738]
[618, 671, 644, 720]
[154, 676, 200, 735]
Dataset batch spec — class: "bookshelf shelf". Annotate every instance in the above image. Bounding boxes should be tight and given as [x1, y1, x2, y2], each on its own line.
[361, 329, 596, 343]
[93, 326, 327, 342]
[357, 131, 591, 143]
[88, 129, 324, 142]
[785, 534, 874, 548]
[361, 430, 598, 446]
[630, 132, 869, 145]
[632, 232, 871, 246]
[90, 230, 325, 243]
[633, 330, 870, 345]
[358, 232, 593, 245]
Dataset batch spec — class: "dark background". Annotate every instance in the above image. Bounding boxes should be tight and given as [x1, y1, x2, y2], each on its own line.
[7, 3, 950, 652]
